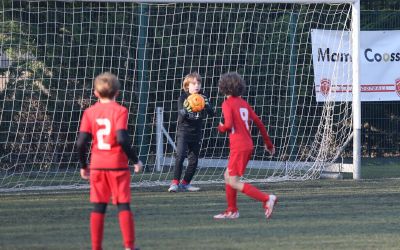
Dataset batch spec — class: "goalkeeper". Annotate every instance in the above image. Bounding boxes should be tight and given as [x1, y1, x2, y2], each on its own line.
[76, 72, 142, 250]
[168, 72, 214, 192]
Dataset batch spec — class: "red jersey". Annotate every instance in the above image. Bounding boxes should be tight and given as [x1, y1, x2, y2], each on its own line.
[79, 101, 129, 169]
[218, 96, 273, 152]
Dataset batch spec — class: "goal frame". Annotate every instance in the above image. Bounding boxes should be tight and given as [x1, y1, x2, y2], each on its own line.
[0, 0, 362, 192]
[138, 0, 360, 179]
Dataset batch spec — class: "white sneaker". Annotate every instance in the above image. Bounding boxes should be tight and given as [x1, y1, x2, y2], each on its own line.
[168, 184, 179, 192]
[180, 184, 200, 192]
[264, 194, 277, 219]
[213, 210, 240, 219]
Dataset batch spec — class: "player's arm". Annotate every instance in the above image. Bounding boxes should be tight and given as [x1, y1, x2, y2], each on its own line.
[249, 106, 275, 155]
[77, 110, 92, 179]
[218, 102, 233, 133]
[116, 130, 143, 173]
[115, 108, 143, 172]
[116, 130, 139, 164]
[76, 132, 92, 169]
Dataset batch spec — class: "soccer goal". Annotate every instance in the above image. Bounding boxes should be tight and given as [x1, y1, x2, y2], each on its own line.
[0, 0, 360, 191]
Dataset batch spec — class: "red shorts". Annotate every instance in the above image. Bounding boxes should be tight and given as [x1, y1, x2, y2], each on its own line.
[227, 149, 253, 177]
[90, 170, 131, 205]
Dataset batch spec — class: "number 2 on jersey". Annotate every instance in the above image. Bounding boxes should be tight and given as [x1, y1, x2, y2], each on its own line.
[96, 118, 111, 150]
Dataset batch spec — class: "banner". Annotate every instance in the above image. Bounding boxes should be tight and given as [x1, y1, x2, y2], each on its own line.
[311, 29, 400, 102]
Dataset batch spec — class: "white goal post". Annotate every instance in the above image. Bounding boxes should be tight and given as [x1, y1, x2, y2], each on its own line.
[0, 0, 360, 191]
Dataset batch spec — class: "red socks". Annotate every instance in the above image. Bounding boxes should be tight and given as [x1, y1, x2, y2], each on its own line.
[225, 184, 237, 211]
[90, 212, 105, 250]
[172, 179, 179, 185]
[225, 183, 268, 212]
[241, 183, 269, 202]
[91, 208, 135, 249]
[119, 210, 135, 249]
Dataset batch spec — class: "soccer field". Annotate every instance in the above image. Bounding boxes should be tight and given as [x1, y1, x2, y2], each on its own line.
[1, 159, 399, 250]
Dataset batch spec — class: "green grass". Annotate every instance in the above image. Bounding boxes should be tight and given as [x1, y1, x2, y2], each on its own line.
[0, 158, 399, 250]
[358, 157, 400, 178]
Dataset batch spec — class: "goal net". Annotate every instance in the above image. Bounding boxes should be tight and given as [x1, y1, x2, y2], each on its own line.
[0, 1, 357, 191]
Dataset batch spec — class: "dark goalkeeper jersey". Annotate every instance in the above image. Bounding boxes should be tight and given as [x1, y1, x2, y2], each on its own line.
[177, 91, 214, 139]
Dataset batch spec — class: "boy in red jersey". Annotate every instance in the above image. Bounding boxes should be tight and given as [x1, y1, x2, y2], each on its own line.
[76, 72, 142, 250]
[214, 72, 277, 220]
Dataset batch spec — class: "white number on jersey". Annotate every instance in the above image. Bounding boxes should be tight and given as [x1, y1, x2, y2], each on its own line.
[96, 118, 111, 150]
[240, 107, 250, 131]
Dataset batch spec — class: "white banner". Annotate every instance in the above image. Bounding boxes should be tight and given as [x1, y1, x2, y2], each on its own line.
[311, 29, 400, 102]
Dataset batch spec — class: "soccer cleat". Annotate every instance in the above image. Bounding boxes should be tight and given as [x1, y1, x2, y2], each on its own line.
[168, 184, 179, 192]
[179, 184, 200, 192]
[264, 194, 277, 219]
[213, 210, 240, 219]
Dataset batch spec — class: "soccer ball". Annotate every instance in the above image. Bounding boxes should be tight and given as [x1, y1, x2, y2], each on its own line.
[187, 93, 205, 112]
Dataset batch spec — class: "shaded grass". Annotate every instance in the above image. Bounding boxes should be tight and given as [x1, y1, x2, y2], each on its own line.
[0, 158, 399, 249]
[359, 157, 400, 179]
[1, 178, 400, 250]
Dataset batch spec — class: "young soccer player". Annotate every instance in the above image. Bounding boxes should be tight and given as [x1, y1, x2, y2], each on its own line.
[168, 72, 214, 192]
[214, 72, 277, 220]
[76, 72, 142, 250]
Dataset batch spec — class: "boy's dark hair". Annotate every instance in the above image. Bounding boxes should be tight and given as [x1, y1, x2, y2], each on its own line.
[94, 72, 120, 99]
[182, 72, 202, 92]
[218, 72, 246, 96]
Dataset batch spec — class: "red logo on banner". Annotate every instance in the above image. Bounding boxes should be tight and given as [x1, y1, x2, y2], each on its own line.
[320, 79, 331, 96]
[395, 78, 400, 97]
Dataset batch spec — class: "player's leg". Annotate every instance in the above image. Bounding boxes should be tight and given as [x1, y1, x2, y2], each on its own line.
[224, 169, 238, 212]
[109, 170, 137, 249]
[91, 203, 107, 250]
[117, 203, 136, 250]
[170, 135, 188, 192]
[214, 152, 246, 219]
[181, 139, 201, 191]
[228, 174, 277, 219]
[224, 151, 245, 212]
[228, 175, 266, 201]
[227, 149, 268, 201]
[213, 169, 239, 219]
[227, 150, 278, 219]
[90, 170, 111, 250]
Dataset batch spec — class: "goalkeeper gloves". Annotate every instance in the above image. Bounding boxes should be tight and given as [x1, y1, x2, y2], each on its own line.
[201, 94, 215, 116]
[201, 94, 210, 108]
[183, 98, 193, 113]
[181, 98, 201, 120]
